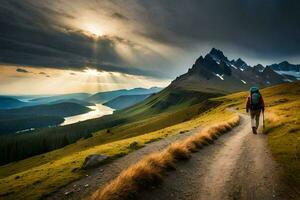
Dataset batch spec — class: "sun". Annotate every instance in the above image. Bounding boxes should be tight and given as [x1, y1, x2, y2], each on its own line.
[83, 68, 100, 76]
[84, 23, 104, 37]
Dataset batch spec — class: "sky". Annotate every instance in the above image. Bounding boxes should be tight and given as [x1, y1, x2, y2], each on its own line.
[0, 0, 300, 94]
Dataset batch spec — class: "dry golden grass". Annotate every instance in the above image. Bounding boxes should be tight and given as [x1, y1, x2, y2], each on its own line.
[264, 111, 281, 123]
[91, 115, 240, 200]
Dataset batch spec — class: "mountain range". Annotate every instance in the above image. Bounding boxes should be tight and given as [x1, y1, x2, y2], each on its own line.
[0, 88, 162, 110]
[29, 93, 90, 104]
[171, 48, 299, 94]
[269, 61, 300, 80]
[86, 87, 162, 103]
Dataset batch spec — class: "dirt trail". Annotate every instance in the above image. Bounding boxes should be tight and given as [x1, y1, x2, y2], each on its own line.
[46, 127, 202, 200]
[48, 112, 286, 200]
[141, 113, 286, 200]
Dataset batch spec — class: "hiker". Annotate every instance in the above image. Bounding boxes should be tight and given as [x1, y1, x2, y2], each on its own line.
[246, 87, 265, 134]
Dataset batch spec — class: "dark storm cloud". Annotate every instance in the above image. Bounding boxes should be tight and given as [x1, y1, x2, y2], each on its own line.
[0, 0, 166, 78]
[16, 68, 30, 73]
[134, 0, 300, 59]
[0, 0, 127, 70]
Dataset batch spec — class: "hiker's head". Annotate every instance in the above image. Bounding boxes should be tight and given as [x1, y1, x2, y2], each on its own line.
[250, 87, 259, 94]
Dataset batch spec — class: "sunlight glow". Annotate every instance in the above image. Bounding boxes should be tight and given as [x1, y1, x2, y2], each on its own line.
[83, 68, 100, 76]
[84, 23, 105, 37]
[0, 65, 170, 95]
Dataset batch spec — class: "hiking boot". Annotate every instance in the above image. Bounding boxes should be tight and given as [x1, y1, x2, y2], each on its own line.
[252, 127, 257, 134]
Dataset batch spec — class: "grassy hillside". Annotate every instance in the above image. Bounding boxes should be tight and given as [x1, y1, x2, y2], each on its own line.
[215, 81, 300, 197]
[0, 81, 298, 199]
[262, 83, 300, 197]
[119, 87, 220, 117]
[0, 91, 228, 199]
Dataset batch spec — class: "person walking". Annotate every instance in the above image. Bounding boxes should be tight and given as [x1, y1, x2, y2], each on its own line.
[246, 87, 265, 134]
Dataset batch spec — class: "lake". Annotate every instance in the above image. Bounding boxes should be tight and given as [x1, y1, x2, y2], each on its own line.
[61, 104, 114, 126]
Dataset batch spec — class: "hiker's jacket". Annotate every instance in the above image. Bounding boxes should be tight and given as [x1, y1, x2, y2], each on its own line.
[246, 95, 265, 112]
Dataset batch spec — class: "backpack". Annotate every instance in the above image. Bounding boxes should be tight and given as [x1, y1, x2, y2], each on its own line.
[250, 87, 261, 110]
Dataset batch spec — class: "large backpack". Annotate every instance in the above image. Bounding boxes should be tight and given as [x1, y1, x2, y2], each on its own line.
[250, 87, 261, 110]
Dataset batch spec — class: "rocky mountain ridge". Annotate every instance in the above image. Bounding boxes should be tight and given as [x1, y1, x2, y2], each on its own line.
[170, 48, 298, 94]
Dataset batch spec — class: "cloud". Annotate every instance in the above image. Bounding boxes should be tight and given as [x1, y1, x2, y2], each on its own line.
[39, 71, 50, 77]
[16, 68, 30, 73]
[131, 0, 300, 59]
[0, 0, 174, 78]
[111, 12, 129, 21]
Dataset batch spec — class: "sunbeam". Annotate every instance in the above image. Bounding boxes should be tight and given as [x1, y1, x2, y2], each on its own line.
[0, 65, 170, 95]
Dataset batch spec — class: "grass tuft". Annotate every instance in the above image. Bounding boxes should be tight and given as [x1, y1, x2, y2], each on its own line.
[166, 143, 191, 160]
[91, 115, 240, 200]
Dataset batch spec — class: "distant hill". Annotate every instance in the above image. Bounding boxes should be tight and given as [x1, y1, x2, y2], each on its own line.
[103, 94, 152, 110]
[29, 93, 91, 104]
[86, 87, 162, 103]
[0, 116, 64, 135]
[0, 102, 92, 118]
[118, 87, 220, 118]
[0, 102, 92, 134]
[49, 98, 95, 107]
[0, 96, 26, 109]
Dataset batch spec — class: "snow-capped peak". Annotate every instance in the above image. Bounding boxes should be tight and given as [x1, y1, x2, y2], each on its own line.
[215, 73, 224, 80]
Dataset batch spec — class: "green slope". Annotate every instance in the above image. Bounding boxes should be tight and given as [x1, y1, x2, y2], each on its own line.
[119, 86, 220, 117]
[0, 91, 228, 200]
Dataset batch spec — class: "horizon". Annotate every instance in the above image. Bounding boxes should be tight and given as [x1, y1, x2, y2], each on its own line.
[0, 86, 164, 96]
[1, 47, 299, 95]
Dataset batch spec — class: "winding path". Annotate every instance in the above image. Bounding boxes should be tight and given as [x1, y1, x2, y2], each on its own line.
[141, 113, 286, 200]
[48, 112, 285, 200]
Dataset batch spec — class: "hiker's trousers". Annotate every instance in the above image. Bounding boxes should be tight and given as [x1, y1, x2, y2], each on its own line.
[250, 109, 261, 128]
